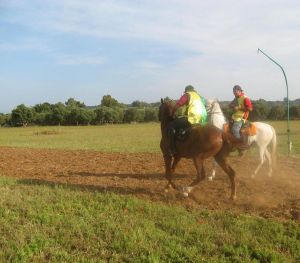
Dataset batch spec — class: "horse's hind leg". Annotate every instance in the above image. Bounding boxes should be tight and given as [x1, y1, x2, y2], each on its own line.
[208, 160, 217, 181]
[183, 157, 205, 197]
[251, 146, 266, 179]
[214, 154, 236, 200]
[264, 149, 272, 177]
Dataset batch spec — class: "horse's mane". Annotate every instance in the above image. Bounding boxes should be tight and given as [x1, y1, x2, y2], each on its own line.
[207, 99, 222, 113]
[159, 99, 176, 122]
[206, 99, 226, 129]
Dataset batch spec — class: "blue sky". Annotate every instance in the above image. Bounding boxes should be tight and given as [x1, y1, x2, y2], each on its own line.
[1, 0, 300, 113]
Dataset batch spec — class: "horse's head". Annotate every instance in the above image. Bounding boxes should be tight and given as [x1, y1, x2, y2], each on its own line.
[206, 99, 221, 114]
[206, 99, 226, 128]
[158, 98, 175, 123]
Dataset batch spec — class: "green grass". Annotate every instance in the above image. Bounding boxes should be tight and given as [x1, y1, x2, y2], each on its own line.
[0, 123, 161, 153]
[267, 120, 300, 155]
[0, 122, 299, 261]
[0, 176, 299, 262]
[0, 121, 299, 154]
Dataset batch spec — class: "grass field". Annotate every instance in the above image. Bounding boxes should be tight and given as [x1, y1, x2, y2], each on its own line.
[0, 121, 299, 155]
[0, 123, 161, 153]
[0, 122, 300, 262]
[0, 177, 299, 262]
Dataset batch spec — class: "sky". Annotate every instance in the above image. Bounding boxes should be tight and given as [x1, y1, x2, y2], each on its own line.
[1, 0, 300, 113]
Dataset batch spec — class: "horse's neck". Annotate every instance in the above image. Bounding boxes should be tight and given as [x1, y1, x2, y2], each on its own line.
[209, 109, 226, 129]
[160, 120, 170, 138]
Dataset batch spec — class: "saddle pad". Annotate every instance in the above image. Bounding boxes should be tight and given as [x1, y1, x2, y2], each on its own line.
[223, 123, 230, 133]
[240, 123, 256, 136]
[223, 122, 256, 136]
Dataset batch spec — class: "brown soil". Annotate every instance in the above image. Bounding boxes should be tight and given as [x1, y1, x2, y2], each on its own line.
[0, 147, 299, 221]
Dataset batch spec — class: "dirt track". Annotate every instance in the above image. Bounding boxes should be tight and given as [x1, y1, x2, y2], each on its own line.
[0, 146, 299, 221]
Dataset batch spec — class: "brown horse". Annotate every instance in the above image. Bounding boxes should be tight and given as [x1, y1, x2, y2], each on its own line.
[159, 99, 237, 200]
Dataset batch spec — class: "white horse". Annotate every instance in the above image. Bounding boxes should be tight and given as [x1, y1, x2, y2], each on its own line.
[206, 99, 277, 179]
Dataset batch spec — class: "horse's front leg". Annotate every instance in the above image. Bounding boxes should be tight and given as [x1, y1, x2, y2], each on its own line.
[163, 155, 177, 191]
[215, 153, 236, 200]
[171, 156, 181, 173]
[182, 157, 205, 197]
[208, 159, 217, 181]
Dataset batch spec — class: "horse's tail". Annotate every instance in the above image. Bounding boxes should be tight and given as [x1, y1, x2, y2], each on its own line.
[270, 125, 277, 169]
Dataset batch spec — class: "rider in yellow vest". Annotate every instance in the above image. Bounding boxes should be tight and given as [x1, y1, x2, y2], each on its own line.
[168, 85, 207, 156]
[229, 85, 253, 153]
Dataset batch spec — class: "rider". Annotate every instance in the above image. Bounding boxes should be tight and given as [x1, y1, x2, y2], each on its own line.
[229, 85, 253, 151]
[168, 85, 207, 156]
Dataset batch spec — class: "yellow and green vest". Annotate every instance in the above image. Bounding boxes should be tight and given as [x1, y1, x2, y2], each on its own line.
[232, 95, 249, 121]
[186, 91, 207, 125]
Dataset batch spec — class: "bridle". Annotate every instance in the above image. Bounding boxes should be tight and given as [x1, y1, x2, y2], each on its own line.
[206, 102, 223, 115]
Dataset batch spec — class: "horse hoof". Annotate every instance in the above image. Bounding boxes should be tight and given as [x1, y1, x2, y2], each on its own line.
[251, 174, 255, 179]
[164, 184, 174, 193]
[230, 195, 236, 201]
[208, 176, 213, 181]
[183, 192, 189, 197]
[182, 186, 193, 194]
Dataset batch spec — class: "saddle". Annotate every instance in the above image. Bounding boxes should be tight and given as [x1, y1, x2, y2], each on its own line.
[223, 122, 256, 137]
[223, 122, 256, 150]
[176, 124, 200, 141]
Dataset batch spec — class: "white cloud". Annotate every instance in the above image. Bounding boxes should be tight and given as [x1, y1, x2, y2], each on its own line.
[3, 0, 300, 56]
[0, 38, 51, 53]
[1, 0, 300, 110]
[57, 54, 105, 65]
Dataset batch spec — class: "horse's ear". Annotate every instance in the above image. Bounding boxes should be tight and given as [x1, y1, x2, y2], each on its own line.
[161, 98, 164, 104]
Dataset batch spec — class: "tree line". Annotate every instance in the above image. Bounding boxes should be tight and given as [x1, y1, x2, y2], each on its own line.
[0, 96, 160, 127]
[0, 95, 300, 127]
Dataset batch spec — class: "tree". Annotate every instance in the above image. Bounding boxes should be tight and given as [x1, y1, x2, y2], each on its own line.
[123, 108, 138, 123]
[114, 107, 124, 123]
[136, 109, 145, 122]
[65, 98, 85, 108]
[94, 106, 107, 124]
[268, 105, 285, 120]
[144, 108, 158, 122]
[250, 99, 271, 121]
[34, 112, 49, 125]
[33, 102, 52, 113]
[94, 106, 118, 123]
[101, 95, 119, 108]
[131, 100, 149, 108]
[11, 104, 34, 126]
[46, 103, 69, 125]
[66, 108, 95, 125]
[290, 105, 300, 120]
[0, 113, 10, 126]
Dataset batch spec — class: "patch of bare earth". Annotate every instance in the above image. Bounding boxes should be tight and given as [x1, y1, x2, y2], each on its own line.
[0, 147, 299, 222]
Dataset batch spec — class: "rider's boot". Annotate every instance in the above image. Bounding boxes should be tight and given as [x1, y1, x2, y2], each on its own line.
[226, 132, 248, 152]
[237, 148, 246, 157]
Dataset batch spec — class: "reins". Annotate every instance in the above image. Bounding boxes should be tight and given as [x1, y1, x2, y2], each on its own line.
[207, 111, 223, 115]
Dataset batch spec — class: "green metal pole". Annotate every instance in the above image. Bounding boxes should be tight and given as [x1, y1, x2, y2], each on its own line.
[257, 48, 291, 156]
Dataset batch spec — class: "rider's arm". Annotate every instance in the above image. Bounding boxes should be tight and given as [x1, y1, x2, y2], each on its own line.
[176, 94, 189, 107]
[244, 98, 253, 111]
[172, 93, 189, 114]
[242, 98, 253, 120]
[229, 98, 238, 109]
[173, 94, 189, 113]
